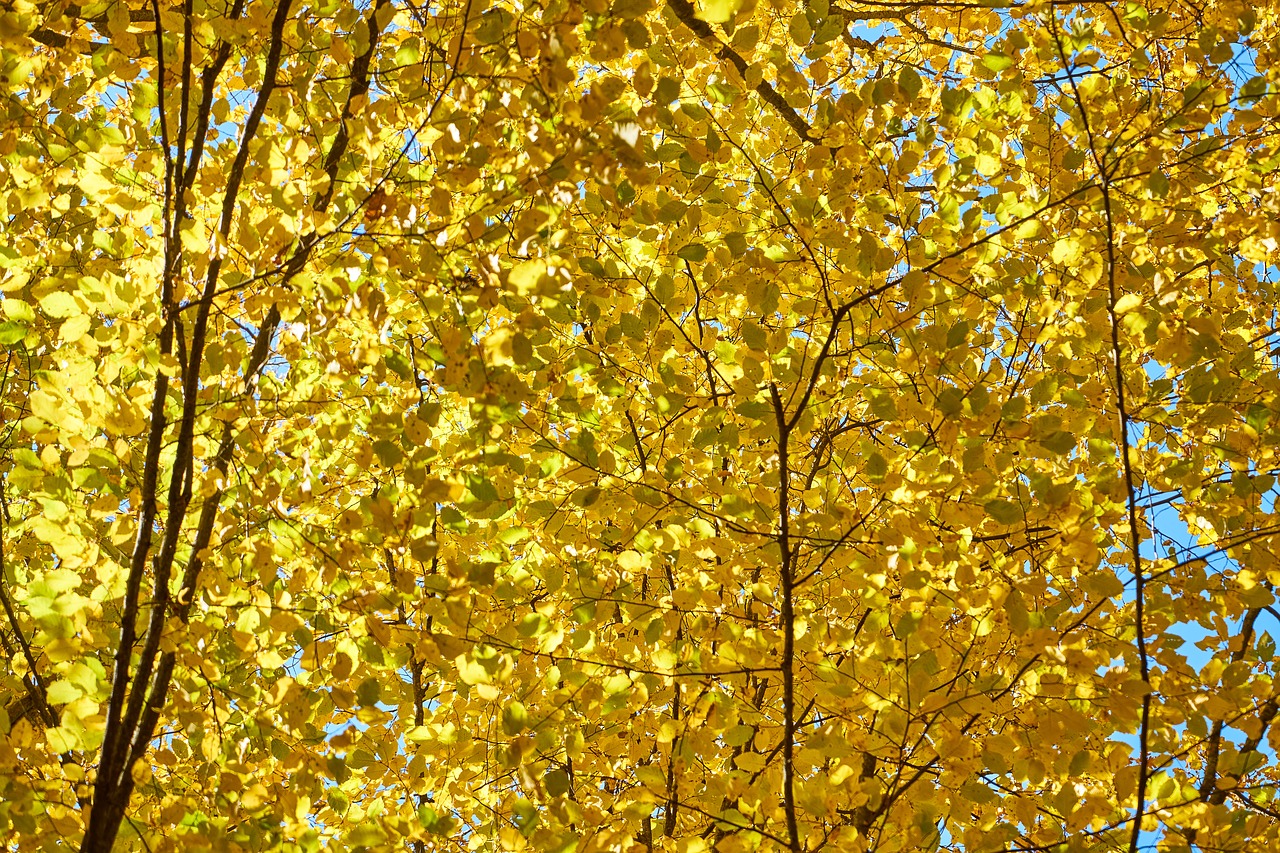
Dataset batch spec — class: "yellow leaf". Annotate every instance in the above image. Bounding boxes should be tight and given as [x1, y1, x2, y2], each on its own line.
[45, 680, 79, 705]
[60, 313, 91, 343]
[829, 764, 857, 785]
[508, 260, 545, 294]
[421, 479, 463, 502]
[79, 167, 115, 200]
[1114, 293, 1142, 314]
[1050, 237, 1079, 265]
[456, 654, 490, 685]
[39, 291, 80, 318]
[974, 152, 1000, 176]
[483, 325, 515, 366]
[698, 0, 743, 23]
[2, 298, 33, 321]
[617, 550, 645, 570]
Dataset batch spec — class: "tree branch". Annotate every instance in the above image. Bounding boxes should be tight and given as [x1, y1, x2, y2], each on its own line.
[665, 0, 834, 152]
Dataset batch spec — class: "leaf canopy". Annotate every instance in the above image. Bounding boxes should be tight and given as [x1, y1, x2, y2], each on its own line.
[2, 1, 1280, 852]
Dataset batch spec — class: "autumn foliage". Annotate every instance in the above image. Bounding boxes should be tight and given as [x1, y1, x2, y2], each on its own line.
[3, 0, 1280, 851]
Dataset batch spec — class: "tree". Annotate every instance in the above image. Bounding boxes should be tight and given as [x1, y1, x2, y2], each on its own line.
[2, 0, 1280, 850]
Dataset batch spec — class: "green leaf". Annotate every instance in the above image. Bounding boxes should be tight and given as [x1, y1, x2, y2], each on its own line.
[498, 526, 530, 544]
[1241, 75, 1269, 104]
[518, 613, 549, 636]
[355, 678, 381, 707]
[789, 12, 812, 45]
[545, 768, 571, 797]
[467, 561, 497, 585]
[571, 486, 600, 507]
[502, 701, 528, 735]
[474, 8, 511, 44]
[347, 822, 387, 846]
[0, 322, 27, 345]
[467, 475, 500, 502]
[981, 52, 1014, 72]
[1038, 431, 1076, 455]
[895, 611, 923, 637]
[898, 66, 923, 100]
[677, 243, 707, 262]
[865, 452, 887, 481]
[657, 200, 688, 222]
[984, 499, 1023, 525]
[373, 439, 403, 467]
[384, 350, 411, 379]
[724, 232, 748, 256]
